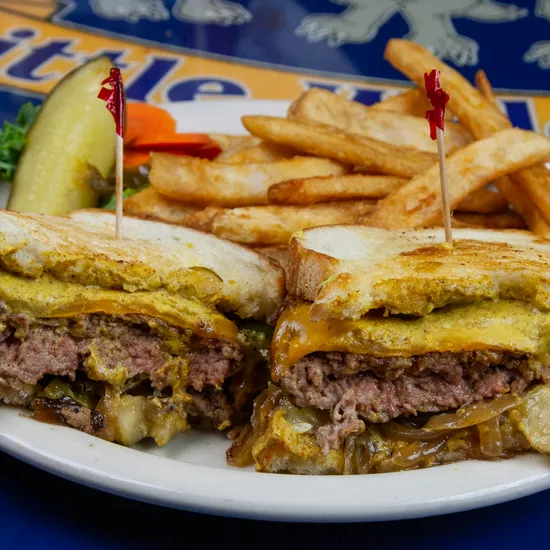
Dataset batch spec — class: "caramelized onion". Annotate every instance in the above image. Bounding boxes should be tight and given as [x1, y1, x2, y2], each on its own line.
[424, 394, 520, 432]
[343, 435, 356, 475]
[477, 417, 503, 457]
[345, 432, 373, 475]
[354, 432, 375, 475]
[346, 428, 391, 474]
[253, 385, 283, 430]
[382, 421, 447, 441]
[226, 423, 255, 467]
[95, 385, 119, 442]
[227, 385, 284, 467]
[281, 402, 326, 434]
[381, 436, 450, 472]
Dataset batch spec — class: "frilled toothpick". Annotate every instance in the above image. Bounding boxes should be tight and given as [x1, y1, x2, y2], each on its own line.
[425, 69, 452, 246]
[98, 68, 125, 239]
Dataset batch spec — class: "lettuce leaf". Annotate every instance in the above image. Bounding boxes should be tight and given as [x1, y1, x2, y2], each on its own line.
[101, 185, 147, 210]
[0, 102, 41, 182]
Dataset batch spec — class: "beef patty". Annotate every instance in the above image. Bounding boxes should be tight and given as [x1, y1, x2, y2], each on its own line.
[0, 313, 246, 428]
[280, 351, 550, 453]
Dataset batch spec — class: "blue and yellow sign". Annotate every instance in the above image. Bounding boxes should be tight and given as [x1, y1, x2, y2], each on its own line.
[1, 0, 549, 134]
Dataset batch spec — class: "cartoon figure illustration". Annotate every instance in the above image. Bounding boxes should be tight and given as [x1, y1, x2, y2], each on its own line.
[296, 0, 529, 66]
[524, 0, 550, 68]
[172, 0, 251, 25]
[90, 0, 252, 26]
[90, 0, 169, 22]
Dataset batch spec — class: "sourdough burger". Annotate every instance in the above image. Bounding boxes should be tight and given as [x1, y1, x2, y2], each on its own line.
[228, 226, 550, 474]
[0, 210, 284, 446]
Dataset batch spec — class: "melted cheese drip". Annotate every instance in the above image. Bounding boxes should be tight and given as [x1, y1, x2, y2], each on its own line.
[0, 270, 237, 340]
[272, 300, 550, 378]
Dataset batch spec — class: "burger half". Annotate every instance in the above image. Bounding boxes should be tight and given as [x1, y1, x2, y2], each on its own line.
[228, 226, 550, 474]
[0, 210, 285, 446]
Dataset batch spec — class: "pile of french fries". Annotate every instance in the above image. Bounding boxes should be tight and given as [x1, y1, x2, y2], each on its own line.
[125, 38, 550, 269]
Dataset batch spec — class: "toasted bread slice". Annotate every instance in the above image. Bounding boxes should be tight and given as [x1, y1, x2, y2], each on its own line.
[288, 225, 550, 319]
[0, 209, 284, 320]
[68, 209, 285, 319]
[254, 245, 290, 272]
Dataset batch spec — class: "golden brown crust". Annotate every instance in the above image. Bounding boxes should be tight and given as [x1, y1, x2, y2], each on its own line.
[124, 187, 199, 225]
[287, 225, 550, 318]
[369, 129, 550, 229]
[253, 245, 290, 272]
[242, 115, 438, 179]
[57, 209, 286, 320]
[184, 201, 375, 246]
[385, 39, 550, 236]
[286, 236, 338, 298]
[288, 87, 472, 154]
[149, 152, 346, 207]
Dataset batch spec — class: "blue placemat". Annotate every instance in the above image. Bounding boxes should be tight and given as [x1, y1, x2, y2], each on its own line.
[1, 450, 548, 549]
[0, 1, 548, 125]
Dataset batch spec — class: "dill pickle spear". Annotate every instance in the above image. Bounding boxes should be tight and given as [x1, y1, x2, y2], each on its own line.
[8, 56, 116, 214]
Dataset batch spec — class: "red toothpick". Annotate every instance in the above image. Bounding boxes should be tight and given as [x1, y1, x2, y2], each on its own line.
[98, 68, 125, 239]
[425, 69, 452, 247]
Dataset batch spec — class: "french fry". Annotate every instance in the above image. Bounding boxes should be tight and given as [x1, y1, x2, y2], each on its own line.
[455, 188, 508, 214]
[288, 88, 472, 154]
[361, 210, 525, 230]
[221, 142, 296, 164]
[510, 164, 550, 223]
[268, 174, 407, 204]
[384, 39, 511, 139]
[386, 39, 550, 231]
[370, 87, 431, 117]
[493, 176, 550, 237]
[209, 134, 260, 157]
[268, 173, 508, 214]
[371, 87, 453, 120]
[370, 128, 550, 229]
[474, 70, 498, 105]
[124, 186, 199, 224]
[185, 201, 376, 245]
[451, 211, 526, 230]
[475, 67, 550, 235]
[149, 153, 346, 207]
[210, 134, 296, 163]
[242, 116, 437, 178]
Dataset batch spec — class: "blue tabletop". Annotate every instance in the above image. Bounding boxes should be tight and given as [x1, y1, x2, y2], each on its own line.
[1, 1, 550, 545]
[1, 450, 548, 550]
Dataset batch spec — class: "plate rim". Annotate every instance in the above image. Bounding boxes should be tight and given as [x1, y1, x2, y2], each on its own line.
[2, 412, 550, 523]
[2, 98, 550, 522]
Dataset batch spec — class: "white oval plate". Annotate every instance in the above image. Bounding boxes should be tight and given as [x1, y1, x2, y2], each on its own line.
[2, 99, 550, 523]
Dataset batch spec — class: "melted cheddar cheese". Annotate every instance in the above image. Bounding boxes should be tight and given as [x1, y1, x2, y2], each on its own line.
[272, 300, 550, 378]
[0, 270, 237, 340]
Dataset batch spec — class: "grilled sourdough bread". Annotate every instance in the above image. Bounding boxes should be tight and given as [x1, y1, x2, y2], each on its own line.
[288, 226, 550, 318]
[0, 210, 284, 446]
